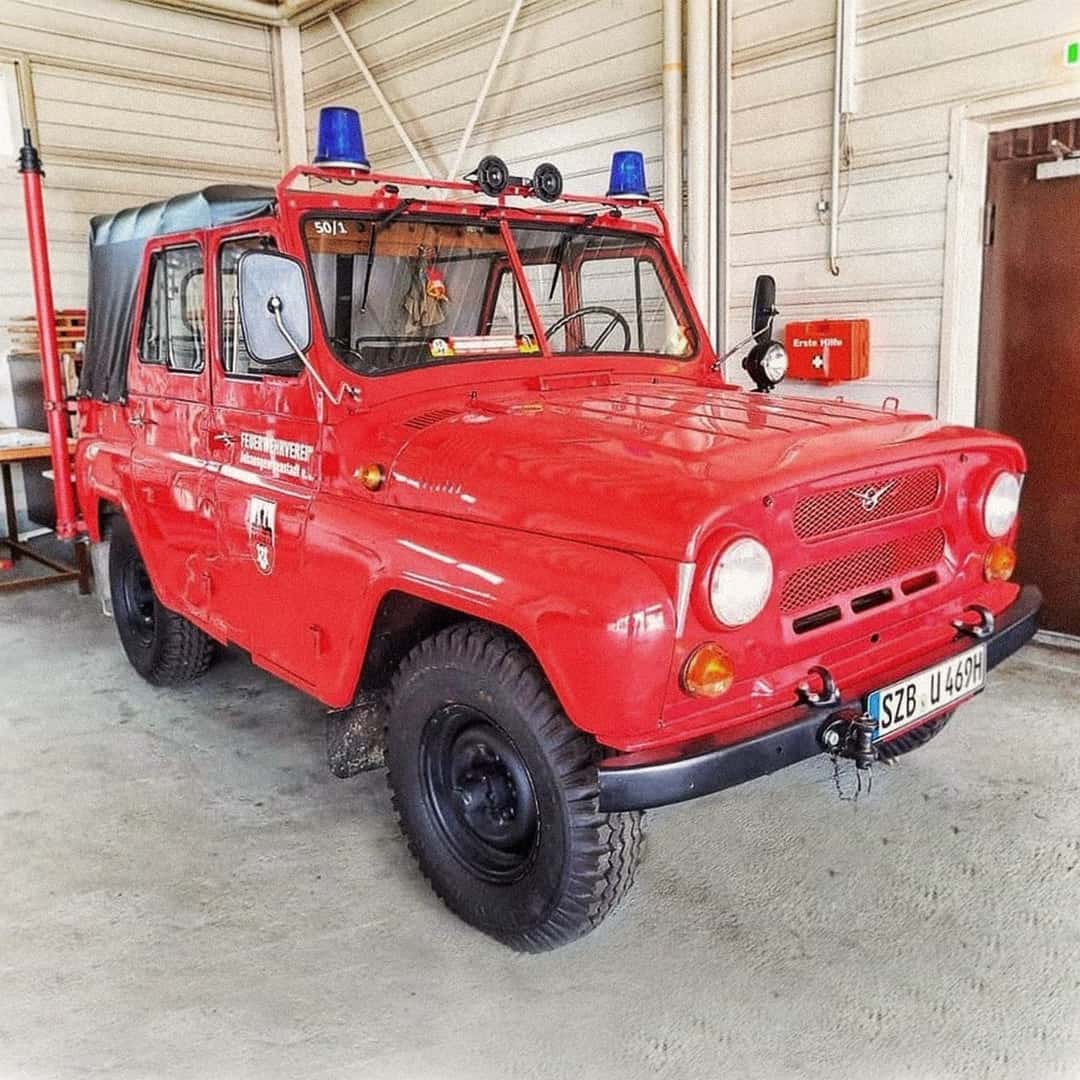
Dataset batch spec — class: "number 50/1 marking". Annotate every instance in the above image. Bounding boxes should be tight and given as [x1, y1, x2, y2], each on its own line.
[313, 220, 347, 236]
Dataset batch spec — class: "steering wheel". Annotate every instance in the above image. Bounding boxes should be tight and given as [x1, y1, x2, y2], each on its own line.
[545, 306, 632, 352]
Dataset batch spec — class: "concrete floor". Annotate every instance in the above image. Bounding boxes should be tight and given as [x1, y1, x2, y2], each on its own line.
[2, 585, 1079, 1080]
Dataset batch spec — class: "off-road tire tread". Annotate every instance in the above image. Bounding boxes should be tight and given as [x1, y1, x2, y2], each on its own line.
[151, 608, 218, 685]
[876, 709, 954, 760]
[385, 621, 643, 952]
[108, 518, 218, 687]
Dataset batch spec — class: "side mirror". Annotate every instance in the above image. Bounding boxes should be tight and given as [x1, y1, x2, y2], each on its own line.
[751, 274, 777, 337]
[745, 275, 786, 392]
[238, 251, 312, 364]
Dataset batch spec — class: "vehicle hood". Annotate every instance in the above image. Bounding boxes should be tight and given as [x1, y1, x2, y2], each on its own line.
[383, 378, 1018, 561]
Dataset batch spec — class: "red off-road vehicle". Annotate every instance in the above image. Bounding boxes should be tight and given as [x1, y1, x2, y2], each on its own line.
[74, 111, 1039, 951]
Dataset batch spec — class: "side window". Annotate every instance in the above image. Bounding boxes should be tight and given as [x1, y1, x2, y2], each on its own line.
[139, 245, 205, 372]
[219, 236, 301, 378]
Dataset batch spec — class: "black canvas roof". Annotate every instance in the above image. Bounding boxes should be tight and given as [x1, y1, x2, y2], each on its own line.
[79, 184, 276, 402]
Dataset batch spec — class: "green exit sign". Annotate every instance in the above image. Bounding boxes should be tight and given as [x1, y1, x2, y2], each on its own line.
[1067, 40, 1080, 67]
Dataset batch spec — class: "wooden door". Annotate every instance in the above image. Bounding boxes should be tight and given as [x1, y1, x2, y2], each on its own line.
[977, 122, 1080, 636]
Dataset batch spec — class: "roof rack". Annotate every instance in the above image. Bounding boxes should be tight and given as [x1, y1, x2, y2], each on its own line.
[275, 165, 672, 237]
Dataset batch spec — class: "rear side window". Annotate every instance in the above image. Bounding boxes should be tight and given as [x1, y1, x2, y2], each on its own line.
[139, 245, 205, 372]
[219, 236, 301, 378]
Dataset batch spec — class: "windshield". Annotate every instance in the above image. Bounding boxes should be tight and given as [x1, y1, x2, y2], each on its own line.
[507, 225, 695, 359]
[303, 213, 695, 375]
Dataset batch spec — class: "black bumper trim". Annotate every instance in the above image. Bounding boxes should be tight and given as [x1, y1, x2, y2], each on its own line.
[598, 585, 1042, 812]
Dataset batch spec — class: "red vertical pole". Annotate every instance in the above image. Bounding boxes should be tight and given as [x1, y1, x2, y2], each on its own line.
[17, 129, 80, 540]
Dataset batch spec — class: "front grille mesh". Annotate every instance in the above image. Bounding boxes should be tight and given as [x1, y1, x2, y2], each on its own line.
[793, 467, 940, 539]
[780, 527, 946, 613]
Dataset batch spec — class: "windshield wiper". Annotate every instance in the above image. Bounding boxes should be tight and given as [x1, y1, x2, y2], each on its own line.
[546, 215, 596, 302]
[360, 199, 415, 312]
[547, 232, 572, 302]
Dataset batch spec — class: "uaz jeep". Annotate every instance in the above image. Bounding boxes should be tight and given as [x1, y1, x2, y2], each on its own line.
[74, 110, 1040, 951]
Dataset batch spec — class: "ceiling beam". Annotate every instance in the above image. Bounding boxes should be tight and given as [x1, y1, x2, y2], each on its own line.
[327, 9, 431, 177]
[135, 0, 344, 27]
[446, 0, 523, 180]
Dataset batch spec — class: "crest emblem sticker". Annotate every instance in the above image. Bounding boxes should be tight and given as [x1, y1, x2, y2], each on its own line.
[246, 496, 277, 576]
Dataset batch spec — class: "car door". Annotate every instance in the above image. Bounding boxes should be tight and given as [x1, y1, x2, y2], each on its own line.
[207, 229, 323, 685]
[126, 235, 219, 622]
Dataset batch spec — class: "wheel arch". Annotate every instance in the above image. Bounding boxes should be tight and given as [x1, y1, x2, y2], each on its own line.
[353, 589, 536, 698]
[96, 498, 123, 540]
[313, 520, 678, 749]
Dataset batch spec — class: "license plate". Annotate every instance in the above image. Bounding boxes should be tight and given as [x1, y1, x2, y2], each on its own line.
[868, 644, 986, 742]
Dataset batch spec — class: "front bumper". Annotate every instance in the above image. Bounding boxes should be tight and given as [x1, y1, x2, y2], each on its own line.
[598, 584, 1041, 812]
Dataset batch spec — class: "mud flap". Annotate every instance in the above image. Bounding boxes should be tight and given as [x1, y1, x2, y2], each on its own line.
[90, 540, 112, 617]
[326, 691, 386, 778]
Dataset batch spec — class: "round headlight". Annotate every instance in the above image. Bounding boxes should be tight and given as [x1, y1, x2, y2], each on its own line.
[709, 537, 774, 627]
[983, 471, 1022, 538]
[760, 342, 788, 384]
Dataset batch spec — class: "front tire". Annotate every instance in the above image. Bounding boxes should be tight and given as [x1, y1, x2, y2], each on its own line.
[108, 518, 218, 687]
[385, 622, 643, 952]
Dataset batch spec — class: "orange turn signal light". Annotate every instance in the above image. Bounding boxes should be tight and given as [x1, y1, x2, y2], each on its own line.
[681, 643, 736, 698]
[984, 542, 1016, 582]
[356, 463, 386, 492]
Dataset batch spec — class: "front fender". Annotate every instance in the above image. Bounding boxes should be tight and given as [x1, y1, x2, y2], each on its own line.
[303, 500, 677, 749]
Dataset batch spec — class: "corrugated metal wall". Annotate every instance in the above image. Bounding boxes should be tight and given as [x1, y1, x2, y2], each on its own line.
[0, 0, 283, 355]
[299, 0, 664, 201]
[4, 0, 1076, 426]
[729, 0, 1080, 415]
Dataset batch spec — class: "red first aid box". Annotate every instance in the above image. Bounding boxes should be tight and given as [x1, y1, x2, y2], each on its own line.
[785, 319, 870, 383]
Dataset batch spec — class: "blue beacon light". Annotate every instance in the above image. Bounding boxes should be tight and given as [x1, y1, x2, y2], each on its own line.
[314, 106, 370, 169]
[606, 150, 649, 197]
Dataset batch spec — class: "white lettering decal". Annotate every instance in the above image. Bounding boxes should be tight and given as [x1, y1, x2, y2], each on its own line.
[237, 431, 316, 481]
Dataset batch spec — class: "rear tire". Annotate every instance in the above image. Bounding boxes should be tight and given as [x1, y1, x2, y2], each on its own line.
[108, 518, 218, 687]
[385, 622, 643, 952]
[876, 709, 955, 760]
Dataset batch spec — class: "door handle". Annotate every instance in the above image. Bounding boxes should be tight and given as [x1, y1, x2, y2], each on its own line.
[128, 415, 145, 429]
[210, 432, 234, 448]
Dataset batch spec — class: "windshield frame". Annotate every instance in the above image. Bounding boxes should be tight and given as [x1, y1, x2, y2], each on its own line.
[299, 206, 699, 379]
[506, 221, 699, 361]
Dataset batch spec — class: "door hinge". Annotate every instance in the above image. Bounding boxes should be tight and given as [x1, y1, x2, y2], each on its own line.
[982, 202, 996, 247]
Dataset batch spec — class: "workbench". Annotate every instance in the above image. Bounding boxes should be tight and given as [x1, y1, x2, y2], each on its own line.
[0, 428, 91, 594]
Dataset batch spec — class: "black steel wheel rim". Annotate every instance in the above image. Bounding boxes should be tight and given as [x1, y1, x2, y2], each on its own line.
[419, 704, 540, 884]
[119, 555, 156, 647]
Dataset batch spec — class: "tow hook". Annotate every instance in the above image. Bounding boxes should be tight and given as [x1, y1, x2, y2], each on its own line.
[818, 707, 876, 801]
[953, 603, 995, 640]
[797, 665, 841, 708]
[818, 708, 875, 767]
